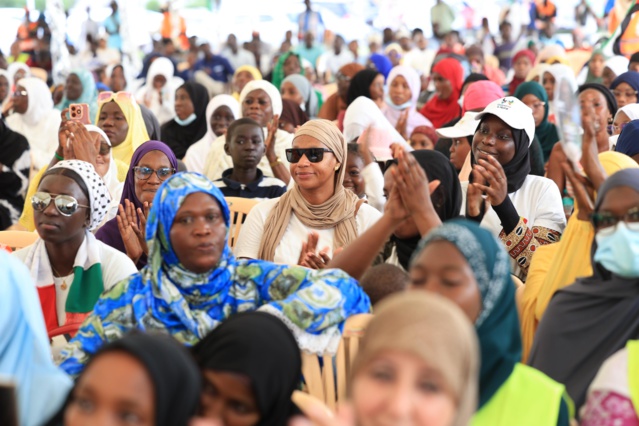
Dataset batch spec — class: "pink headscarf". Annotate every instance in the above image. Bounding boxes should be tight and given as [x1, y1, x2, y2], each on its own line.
[462, 81, 505, 114]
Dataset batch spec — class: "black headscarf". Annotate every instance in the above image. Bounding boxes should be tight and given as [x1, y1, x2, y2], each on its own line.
[192, 312, 302, 426]
[391, 150, 463, 269]
[47, 331, 201, 426]
[578, 83, 618, 117]
[528, 169, 639, 411]
[160, 81, 209, 159]
[346, 69, 381, 105]
[139, 103, 161, 141]
[471, 116, 531, 193]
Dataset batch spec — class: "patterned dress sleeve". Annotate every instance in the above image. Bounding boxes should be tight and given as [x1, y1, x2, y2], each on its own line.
[235, 260, 371, 355]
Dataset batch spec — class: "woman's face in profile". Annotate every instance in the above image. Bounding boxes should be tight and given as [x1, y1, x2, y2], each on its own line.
[351, 350, 457, 426]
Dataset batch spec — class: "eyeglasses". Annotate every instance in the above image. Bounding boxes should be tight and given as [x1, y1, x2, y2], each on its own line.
[525, 101, 546, 110]
[13, 90, 27, 97]
[285, 148, 334, 163]
[336, 72, 351, 82]
[98, 91, 135, 104]
[589, 207, 639, 233]
[98, 143, 111, 156]
[31, 192, 89, 216]
[133, 166, 176, 181]
[612, 90, 639, 99]
[607, 122, 630, 135]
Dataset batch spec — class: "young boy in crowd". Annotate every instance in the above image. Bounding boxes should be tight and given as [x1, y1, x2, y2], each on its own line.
[215, 118, 287, 200]
[360, 263, 409, 307]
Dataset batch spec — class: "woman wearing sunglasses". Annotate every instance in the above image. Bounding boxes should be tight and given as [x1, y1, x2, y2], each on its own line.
[96, 91, 150, 164]
[96, 141, 178, 269]
[13, 160, 136, 334]
[203, 80, 293, 183]
[235, 119, 381, 266]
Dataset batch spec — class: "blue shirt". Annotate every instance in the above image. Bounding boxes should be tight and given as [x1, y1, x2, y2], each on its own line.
[194, 55, 235, 83]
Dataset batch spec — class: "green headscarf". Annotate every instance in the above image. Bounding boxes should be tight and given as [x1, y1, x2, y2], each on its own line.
[514, 81, 560, 162]
[54, 69, 99, 124]
[412, 219, 520, 408]
[584, 48, 608, 85]
[271, 51, 304, 90]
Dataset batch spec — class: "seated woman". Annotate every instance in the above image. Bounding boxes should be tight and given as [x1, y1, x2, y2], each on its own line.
[411, 219, 572, 425]
[96, 91, 151, 164]
[160, 81, 209, 160]
[135, 57, 183, 126]
[346, 69, 385, 110]
[514, 81, 560, 163]
[410, 125, 438, 150]
[203, 80, 292, 183]
[54, 69, 99, 123]
[231, 65, 262, 100]
[602, 56, 629, 88]
[13, 160, 137, 333]
[48, 331, 201, 426]
[0, 251, 72, 426]
[349, 291, 478, 426]
[281, 74, 321, 118]
[615, 120, 639, 163]
[96, 141, 178, 268]
[610, 71, 639, 108]
[382, 65, 433, 139]
[4, 77, 61, 171]
[235, 120, 382, 266]
[581, 341, 639, 424]
[193, 311, 301, 425]
[521, 151, 638, 362]
[58, 172, 370, 377]
[0, 116, 29, 230]
[529, 168, 639, 411]
[272, 52, 304, 90]
[463, 96, 565, 279]
[279, 98, 309, 133]
[318, 63, 364, 121]
[343, 97, 407, 148]
[610, 103, 639, 136]
[106, 64, 128, 92]
[419, 58, 463, 129]
[184, 94, 240, 174]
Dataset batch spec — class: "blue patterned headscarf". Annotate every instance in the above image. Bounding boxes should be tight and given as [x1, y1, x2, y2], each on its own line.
[55, 69, 99, 123]
[412, 219, 520, 408]
[59, 171, 371, 377]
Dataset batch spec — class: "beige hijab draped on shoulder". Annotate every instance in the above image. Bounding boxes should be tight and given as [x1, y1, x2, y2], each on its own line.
[257, 119, 360, 261]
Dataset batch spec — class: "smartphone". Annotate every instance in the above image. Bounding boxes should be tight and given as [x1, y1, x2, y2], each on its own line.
[69, 103, 91, 125]
[0, 380, 18, 426]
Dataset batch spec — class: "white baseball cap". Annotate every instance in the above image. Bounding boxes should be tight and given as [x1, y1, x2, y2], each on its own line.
[475, 97, 536, 144]
[436, 112, 480, 139]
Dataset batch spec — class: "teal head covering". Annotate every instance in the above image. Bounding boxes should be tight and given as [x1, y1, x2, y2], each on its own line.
[55, 69, 99, 124]
[412, 219, 520, 408]
[585, 48, 608, 85]
[272, 51, 304, 90]
[514, 81, 560, 162]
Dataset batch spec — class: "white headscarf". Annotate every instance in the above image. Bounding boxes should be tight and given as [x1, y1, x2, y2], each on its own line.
[605, 56, 630, 78]
[239, 80, 283, 116]
[7, 62, 30, 88]
[14, 77, 54, 126]
[344, 96, 407, 143]
[382, 65, 433, 136]
[183, 95, 240, 173]
[526, 63, 550, 82]
[616, 103, 639, 121]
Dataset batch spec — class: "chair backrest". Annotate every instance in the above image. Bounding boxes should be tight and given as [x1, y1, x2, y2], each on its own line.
[225, 197, 259, 250]
[301, 313, 373, 410]
[0, 231, 38, 251]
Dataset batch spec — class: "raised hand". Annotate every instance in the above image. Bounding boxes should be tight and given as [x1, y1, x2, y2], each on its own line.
[66, 121, 100, 168]
[266, 114, 280, 157]
[116, 200, 145, 263]
[472, 155, 508, 206]
[395, 108, 409, 139]
[467, 169, 487, 218]
[393, 148, 440, 216]
[562, 162, 596, 221]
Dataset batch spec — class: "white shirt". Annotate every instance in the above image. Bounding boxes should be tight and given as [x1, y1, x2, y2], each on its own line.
[460, 175, 566, 277]
[235, 197, 382, 265]
[220, 48, 257, 70]
[403, 48, 437, 76]
[14, 240, 137, 325]
[317, 50, 356, 76]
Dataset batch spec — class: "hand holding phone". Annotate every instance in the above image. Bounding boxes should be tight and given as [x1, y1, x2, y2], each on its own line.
[69, 103, 91, 125]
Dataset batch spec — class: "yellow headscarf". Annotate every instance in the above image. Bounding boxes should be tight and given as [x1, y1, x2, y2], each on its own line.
[96, 94, 150, 165]
[232, 65, 263, 101]
[521, 151, 639, 362]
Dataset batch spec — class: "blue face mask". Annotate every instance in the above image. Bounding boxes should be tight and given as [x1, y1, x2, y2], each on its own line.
[594, 221, 639, 278]
[385, 94, 413, 111]
[175, 113, 197, 126]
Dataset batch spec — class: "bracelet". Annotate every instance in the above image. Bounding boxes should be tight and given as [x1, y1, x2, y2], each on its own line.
[54, 152, 64, 161]
[269, 157, 282, 168]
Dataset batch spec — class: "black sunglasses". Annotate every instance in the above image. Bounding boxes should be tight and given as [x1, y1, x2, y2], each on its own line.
[285, 148, 334, 163]
[32, 192, 89, 216]
[589, 207, 639, 232]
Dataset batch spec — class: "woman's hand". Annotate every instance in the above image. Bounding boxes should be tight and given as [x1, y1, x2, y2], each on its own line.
[116, 200, 149, 262]
[467, 169, 487, 217]
[66, 121, 100, 168]
[288, 391, 355, 426]
[265, 114, 280, 159]
[472, 155, 508, 206]
[562, 162, 595, 221]
[297, 231, 333, 269]
[359, 126, 376, 166]
[393, 148, 440, 216]
[395, 109, 409, 140]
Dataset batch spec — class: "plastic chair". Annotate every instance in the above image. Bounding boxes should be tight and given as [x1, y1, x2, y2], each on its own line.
[0, 230, 38, 251]
[301, 314, 373, 410]
[48, 322, 82, 341]
[225, 197, 259, 250]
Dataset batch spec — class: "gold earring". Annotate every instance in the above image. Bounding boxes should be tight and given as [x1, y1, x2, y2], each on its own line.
[334, 165, 340, 171]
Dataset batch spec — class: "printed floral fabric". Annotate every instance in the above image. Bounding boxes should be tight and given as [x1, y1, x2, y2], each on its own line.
[581, 391, 639, 426]
[58, 172, 370, 377]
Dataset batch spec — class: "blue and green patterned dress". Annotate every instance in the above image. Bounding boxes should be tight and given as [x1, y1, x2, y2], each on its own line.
[59, 173, 371, 377]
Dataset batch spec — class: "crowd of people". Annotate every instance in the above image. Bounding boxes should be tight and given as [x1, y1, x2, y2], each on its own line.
[4, 0, 639, 424]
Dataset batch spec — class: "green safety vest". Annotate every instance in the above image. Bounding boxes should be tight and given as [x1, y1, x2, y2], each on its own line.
[472, 363, 573, 426]
[627, 340, 639, 414]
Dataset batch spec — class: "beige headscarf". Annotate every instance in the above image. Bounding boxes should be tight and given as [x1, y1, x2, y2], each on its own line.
[352, 292, 479, 426]
[257, 119, 360, 261]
